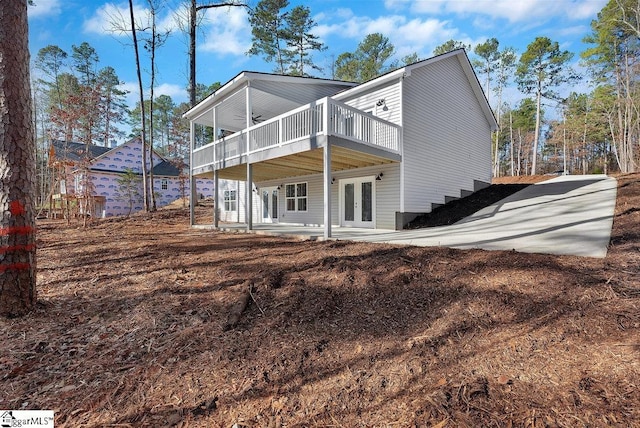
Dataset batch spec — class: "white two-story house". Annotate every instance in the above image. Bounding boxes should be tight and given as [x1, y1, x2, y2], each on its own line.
[184, 49, 497, 238]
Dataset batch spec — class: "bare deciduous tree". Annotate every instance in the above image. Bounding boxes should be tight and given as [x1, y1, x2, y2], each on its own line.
[179, 0, 247, 107]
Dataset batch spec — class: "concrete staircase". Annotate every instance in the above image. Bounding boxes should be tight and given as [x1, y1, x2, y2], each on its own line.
[430, 180, 490, 211]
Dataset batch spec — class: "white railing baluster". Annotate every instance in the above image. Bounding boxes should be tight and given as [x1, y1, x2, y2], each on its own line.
[191, 97, 399, 171]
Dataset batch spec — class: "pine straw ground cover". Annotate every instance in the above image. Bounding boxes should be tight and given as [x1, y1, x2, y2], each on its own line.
[1, 174, 639, 427]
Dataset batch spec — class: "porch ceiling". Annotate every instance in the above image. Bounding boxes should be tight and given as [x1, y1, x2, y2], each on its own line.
[196, 87, 306, 131]
[214, 146, 397, 182]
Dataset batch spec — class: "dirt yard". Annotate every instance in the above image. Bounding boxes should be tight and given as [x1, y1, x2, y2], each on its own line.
[1, 174, 639, 427]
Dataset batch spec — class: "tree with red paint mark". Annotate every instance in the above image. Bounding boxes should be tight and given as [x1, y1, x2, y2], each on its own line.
[0, 0, 37, 317]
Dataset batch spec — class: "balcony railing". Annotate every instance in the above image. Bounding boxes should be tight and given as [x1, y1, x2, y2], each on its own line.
[192, 97, 401, 172]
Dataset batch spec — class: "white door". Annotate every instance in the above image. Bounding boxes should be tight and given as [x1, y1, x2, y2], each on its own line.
[340, 177, 375, 228]
[261, 187, 279, 223]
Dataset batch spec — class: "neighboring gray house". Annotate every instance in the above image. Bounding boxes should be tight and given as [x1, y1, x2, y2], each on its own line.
[184, 49, 497, 237]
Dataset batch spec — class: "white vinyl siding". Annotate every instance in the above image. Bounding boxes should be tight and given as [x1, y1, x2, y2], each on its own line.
[338, 80, 402, 126]
[402, 55, 492, 213]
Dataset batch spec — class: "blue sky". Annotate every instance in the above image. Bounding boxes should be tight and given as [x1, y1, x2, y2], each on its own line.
[27, 0, 608, 110]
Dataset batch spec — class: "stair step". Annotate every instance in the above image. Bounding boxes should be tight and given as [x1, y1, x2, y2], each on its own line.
[432, 186, 480, 212]
[444, 195, 459, 203]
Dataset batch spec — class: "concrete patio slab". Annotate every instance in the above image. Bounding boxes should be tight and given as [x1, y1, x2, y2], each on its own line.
[204, 175, 618, 258]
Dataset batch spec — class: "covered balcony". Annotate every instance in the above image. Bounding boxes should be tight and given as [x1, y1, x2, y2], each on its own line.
[191, 96, 401, 182]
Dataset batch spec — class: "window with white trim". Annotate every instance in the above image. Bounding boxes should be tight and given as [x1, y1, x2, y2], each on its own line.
[224, 190, 237, 211]
[285, 182, 307, 212]
[161, 179, 168, 190]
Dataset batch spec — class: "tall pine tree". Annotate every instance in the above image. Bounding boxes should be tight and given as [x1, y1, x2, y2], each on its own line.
[1, 0, 37, 316]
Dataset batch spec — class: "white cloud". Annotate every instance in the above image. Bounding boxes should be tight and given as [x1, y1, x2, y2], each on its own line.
[28, 0, 61, 18]
[383, 0, 411, 11]
[84, 3, 129, 35]
[316, 9, 465, 59]
[472, 15, 496, 31]
[317, 11, 407, 39]
[571, 1, 609, 20]
[83, 2, 178, 37]
[554, 24, 591, 38]
[155, 83, 187, 102]
[119, 81, 187, 108]
[396, 18, 458, 45]
[410, 0, 608, 24]
[199, 7, 251, 56]
[119, 81, 140, 108]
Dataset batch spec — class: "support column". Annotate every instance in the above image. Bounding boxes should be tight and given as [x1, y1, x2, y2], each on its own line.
[246, 84, 252, 129]
[212, 106, 217, 226]
[323, 142, 332, 239]
[246, 163, 253, 231]
[245, 82, 253, 232]
[213, 169, 219, 228]
[189, 121, 196, 226]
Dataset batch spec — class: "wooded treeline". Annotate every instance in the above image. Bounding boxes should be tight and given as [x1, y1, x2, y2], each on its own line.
[247, 0, 640, 177]
[427, 0, 640, 177]
[31, 0, 640, 210]
[32, 0, 222, 210]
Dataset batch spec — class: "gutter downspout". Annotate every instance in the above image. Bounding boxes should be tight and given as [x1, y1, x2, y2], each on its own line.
[399, 74, 406, 226]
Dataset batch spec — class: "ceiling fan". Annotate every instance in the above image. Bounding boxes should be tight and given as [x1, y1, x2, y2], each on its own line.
[234, 112, 264, 125]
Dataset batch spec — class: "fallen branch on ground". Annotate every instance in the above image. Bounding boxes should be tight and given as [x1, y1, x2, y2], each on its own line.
[223, 281, 252, 331]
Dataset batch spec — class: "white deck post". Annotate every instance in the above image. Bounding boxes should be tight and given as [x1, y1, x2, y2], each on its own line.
[212, 106, 217, 226]
[247, 163, 253, 231]
[213, 169, 219, 228]
[189, 121, 196, 226]
[245, 82, 253, 231]
[324, 141, 332, 239]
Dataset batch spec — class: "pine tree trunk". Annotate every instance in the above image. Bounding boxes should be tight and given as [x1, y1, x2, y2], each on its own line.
[189, 0, 197, 107]
[149, 1, 157, 212]
[531, 84, 542, 175]
[509, 110, 514, 176]
[0, 0, 37, 317]
[128, 0, 149, 211]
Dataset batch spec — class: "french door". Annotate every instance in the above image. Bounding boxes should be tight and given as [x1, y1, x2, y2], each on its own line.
[340, 177, 375, 228]
[261, 187, 279, 223]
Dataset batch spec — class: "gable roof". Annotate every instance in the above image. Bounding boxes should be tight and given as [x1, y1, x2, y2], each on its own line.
[50, 140, 112, 163]
[184, 49, 497, 131]
[183, 71, 357, 125]
[151, 160, 181, 176]
[51, 137, 182, 177]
